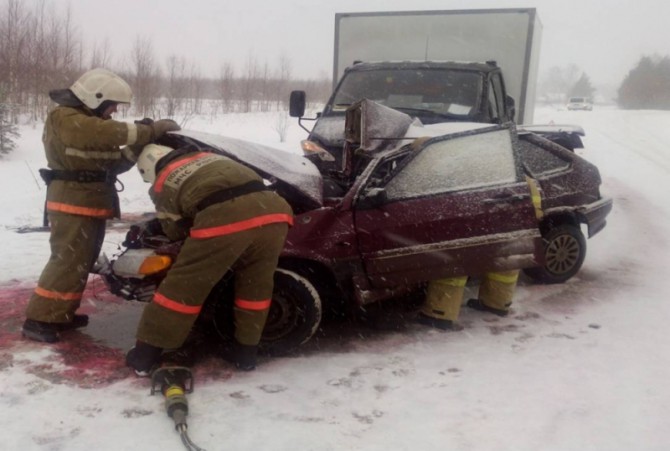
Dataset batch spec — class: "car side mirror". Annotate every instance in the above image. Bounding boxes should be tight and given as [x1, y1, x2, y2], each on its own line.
[289, 91, 306, 118]
[357, 187, 387, 209]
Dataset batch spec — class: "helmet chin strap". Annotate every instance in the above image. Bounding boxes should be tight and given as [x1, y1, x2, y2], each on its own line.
[93, 100, 114, 118]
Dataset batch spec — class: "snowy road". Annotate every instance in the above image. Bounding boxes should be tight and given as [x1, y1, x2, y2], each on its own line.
[1, 106, 669, 451]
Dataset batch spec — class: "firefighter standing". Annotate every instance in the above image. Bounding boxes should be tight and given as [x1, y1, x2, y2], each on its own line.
[22, 68, 181, 343]
[125, 144, 293, 375]
[417, 271, 520, 330]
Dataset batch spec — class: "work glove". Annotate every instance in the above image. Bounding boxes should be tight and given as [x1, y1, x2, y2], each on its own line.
[123, 218, 165, 249]
[134, 117, 154, 126]
[150, 119, 181, 141]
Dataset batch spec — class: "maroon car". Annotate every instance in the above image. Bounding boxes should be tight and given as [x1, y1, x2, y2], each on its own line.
[100, 103, 611, 354]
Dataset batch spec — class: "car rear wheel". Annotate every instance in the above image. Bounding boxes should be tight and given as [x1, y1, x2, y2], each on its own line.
[210, 268, 322, 356]
[524, 224, 586, 284]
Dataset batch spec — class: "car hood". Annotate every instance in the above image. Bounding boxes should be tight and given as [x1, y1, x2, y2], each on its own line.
[168, 130, 323, 211]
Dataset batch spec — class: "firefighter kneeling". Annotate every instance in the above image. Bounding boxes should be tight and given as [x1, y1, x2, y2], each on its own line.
[126, 144, 293, 375]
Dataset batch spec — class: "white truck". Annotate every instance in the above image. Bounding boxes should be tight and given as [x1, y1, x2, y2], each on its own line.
[290, 8, 584, 173]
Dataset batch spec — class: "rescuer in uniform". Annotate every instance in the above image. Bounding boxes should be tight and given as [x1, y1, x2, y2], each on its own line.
[417, 176, 544, 330]
[125, 143, 293, 375]
[417, 271, 521, 330]
[22, 68, 181, 343]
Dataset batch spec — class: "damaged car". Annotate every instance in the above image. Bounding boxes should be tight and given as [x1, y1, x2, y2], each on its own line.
[98, 100, 611, 354]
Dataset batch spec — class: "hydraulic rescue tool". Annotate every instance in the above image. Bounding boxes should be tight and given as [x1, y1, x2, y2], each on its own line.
[151, 367, 206, 451]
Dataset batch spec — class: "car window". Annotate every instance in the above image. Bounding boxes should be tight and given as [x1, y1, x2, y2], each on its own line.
[384, 129, 518, 200]
[518, 137, 571, 176]
[332, 68, 483, 118]
[489, 73, 506, 121]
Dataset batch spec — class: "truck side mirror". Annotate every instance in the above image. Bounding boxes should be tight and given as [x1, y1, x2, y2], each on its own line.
[505, 95, 516, 122]
[289, 91, 306, 118]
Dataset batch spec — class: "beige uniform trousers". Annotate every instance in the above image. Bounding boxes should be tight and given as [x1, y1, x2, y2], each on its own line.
[421, 270, 520, 321]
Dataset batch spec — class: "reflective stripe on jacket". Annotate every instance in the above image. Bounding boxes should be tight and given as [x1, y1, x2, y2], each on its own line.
[150, 151, 294, 241]
[43, 106, 153, 218]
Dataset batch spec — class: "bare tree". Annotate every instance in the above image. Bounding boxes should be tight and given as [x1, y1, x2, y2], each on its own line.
[187, 63, 203, 116]
[165, 54, 188, 117]
[241, 51, 258, 113]
[259, 59, 271, 112]
[274, 111, 289, 143]
[129, 35, 160, 117]
[89, 37, 112, 69]
[0, 0, 31, 118]
[217, 61, 235, 114]
[276, 53, 292, 110]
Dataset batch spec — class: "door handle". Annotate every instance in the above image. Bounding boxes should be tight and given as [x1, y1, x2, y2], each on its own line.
[483, 193, 530, 204]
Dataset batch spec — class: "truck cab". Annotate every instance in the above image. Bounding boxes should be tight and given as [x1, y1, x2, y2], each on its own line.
[290, 60, 516, 173]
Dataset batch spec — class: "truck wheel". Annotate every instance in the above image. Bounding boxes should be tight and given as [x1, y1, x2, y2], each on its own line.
[524, 224, 586, 284]
[210, 268, 322, 356]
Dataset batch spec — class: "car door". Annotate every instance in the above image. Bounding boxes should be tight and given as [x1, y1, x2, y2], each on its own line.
[353, 125, 543, 289]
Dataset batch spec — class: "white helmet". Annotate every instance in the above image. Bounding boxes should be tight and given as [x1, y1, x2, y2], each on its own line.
[137, 144, 174, 183]
[70, 68, 132, 109]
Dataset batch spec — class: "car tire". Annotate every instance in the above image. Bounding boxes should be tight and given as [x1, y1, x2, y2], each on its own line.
[210, 268, 322, 356]
[524, 224, 587, 284]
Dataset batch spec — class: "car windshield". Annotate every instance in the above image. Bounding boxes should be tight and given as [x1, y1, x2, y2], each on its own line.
[331, 68, 483, 119]
[569, 97, 587, 103]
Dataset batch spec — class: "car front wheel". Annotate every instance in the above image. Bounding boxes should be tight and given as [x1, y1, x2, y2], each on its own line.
[524, 224, 587, 284]
[210, 268, 322, 356]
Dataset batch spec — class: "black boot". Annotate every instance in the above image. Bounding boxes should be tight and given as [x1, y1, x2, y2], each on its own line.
[222, 342, 258, 371]
[466, 298, 509, 317]
[22, 319, 60, 343]
[22, 314, 90, 343]
[126, 341, 163, 377]
[58, 314, 89, 330]
[416, 312, 461, 331]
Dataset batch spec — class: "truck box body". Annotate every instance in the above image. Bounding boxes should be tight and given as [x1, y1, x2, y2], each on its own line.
[334, 9, 542, 124]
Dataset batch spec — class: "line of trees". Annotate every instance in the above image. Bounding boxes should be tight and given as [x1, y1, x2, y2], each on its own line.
[618, 55, 670, 110]
[0, 0, 332, 126]
[538, 54, 670, 110]
[537, 64, 596, 104]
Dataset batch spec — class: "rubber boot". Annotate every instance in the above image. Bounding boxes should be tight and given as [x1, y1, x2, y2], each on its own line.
[126, 340, 163, 377]
[466, 298, 509, 317]
[222, 342, 258, 371]
[416, 312, 462, 331]
[22, 314, 89, 343]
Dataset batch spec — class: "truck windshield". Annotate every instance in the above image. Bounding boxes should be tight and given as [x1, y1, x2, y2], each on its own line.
[331, 68, 483, 119]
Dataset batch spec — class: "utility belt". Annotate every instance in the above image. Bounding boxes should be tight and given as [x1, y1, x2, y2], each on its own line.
[195, 180, 268, 212]
[39, 168, 115, 185]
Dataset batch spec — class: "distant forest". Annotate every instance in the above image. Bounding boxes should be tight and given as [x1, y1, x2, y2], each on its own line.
[2, 0, 669, 129]
[0, 0, 333, 124]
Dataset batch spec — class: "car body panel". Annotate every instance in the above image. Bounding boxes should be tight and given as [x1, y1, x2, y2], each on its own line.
[575, 197, 613, 238]
[138, 103, 607, 307]
[162, 130, 323, 212]
[351, 124, 543, 293]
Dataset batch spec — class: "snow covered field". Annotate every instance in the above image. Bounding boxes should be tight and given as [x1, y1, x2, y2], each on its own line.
[1, 105, 669, 451]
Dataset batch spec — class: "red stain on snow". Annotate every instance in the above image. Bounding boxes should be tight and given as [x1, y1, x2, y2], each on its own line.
[0, 277, 134, 388]
[1, 277, 235, 388]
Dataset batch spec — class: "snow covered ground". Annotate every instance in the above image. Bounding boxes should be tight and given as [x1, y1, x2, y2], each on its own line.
[1, 105, 669, 451]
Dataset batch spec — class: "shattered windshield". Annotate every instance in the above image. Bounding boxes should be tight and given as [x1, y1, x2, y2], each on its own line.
[332, 68, 483, 119]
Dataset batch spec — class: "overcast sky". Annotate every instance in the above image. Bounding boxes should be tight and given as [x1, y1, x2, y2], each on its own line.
[59, 0, 668, 88]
